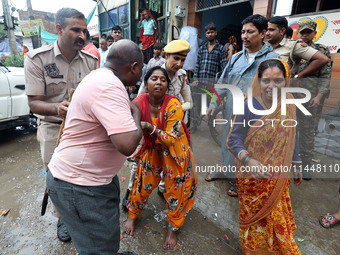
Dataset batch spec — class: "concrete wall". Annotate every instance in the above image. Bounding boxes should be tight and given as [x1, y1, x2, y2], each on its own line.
[315, 115, 340, 158]
[167, 0, 190, 42]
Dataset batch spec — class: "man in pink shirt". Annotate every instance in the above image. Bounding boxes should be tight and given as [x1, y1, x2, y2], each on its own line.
[47, 39, 143, 254]
[83, 30, 101, 67]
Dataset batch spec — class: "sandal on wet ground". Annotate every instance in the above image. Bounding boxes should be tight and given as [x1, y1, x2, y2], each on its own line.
[205, 173, 217, 182]
[227, 183, 238, 197]
[319, 214, 340, 229]
[57, 219, 71, 242]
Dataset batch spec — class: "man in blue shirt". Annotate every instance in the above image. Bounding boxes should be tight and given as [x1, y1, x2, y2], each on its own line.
[205, 15, 280, 197]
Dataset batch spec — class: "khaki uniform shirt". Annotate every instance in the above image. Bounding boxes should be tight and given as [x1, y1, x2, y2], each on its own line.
[25, 41, 98, 123]
[297, 42, 332, 96]
[137, 63, 192, 111]
[272, 38, 318, 75]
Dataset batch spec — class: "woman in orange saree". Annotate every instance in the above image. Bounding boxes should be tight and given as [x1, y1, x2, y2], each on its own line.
[228, 59, 303, 254]
[124, 66, 197, 250]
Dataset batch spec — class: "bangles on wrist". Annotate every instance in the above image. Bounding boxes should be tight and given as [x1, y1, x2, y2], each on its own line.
[242, 155, 253, 166]
[149, 125, 156, 135]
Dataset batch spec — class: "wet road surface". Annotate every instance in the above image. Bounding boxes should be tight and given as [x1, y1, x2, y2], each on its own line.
[1, 124, 340, 254]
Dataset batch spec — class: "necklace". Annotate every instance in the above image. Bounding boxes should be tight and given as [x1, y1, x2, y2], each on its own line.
[260, 94, 270, 109]
[149, 102, 161, 110]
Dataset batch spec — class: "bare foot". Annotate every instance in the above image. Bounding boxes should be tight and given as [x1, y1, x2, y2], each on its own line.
[124, 218, 135, 236]
[163, 229, 179, 250]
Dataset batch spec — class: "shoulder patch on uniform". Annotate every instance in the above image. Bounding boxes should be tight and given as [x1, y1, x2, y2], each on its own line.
[26, 44, 54, 59]
[80, 50, 98, 60]
[300, 42, 307, 47]
[44, 63, 64, 78]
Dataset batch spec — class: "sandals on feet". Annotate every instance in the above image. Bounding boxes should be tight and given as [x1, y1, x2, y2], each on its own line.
[227, 183, 238, 197]
[319, 214, 340, 229]
[57, 219, 71, 242]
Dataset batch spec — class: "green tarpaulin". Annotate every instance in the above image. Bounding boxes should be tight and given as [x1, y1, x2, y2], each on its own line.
[40, 4, 97, 43]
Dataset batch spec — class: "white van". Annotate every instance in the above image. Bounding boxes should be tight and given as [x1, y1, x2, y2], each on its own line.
[0, 62, 31, 131]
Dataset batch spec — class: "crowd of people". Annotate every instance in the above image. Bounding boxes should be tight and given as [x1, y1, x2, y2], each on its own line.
[23, 6, 338, 255]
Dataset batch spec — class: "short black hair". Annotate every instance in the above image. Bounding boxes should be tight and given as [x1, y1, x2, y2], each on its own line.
[285, 27, 293, 38]
[56, 8, 85, 29]
[268, 16, 288, 31]
[112, 25, 122, 32]
[107, 35, 114, 41]
[241, 14, 268, 33]
[144, 66, 171, 89]
[153, 43, 163, 50]
[204, 22, 216, 32]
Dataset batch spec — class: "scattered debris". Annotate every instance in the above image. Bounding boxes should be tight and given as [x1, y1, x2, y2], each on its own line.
[224, 234, 229, 241]
[120, 234, 124, 240]
[154, 210, 167, 222]
[40, 170, 46, 177]
[144, 224, 151, 229]
[0, 209, 11, 216]
[297, 238, 304, 242]
[312, 159, 321, 163]
[121, 176, 126, 182]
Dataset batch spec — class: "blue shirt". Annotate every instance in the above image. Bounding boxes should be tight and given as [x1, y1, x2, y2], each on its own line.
[139, 19, 155, 35]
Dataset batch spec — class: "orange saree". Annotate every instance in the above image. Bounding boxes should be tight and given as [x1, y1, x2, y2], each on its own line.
[230, 59, 301, 254]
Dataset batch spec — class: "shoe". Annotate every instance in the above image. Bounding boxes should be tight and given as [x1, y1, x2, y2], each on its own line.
[205, 173, 217, 182]
[57, 219, 71, 242]
[122, 189, 130, 211]
[302, 171, 312, 181]
[157, 188, 166, 202]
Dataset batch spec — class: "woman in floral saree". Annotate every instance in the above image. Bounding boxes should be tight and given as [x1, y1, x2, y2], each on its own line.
[124, 66, 197, 250]
[228, 58, 303, 254]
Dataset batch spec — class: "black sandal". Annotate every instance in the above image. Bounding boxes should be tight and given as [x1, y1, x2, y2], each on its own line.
[57, 219, 71, 242]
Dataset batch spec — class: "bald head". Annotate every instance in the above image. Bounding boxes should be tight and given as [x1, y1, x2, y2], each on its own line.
[105, 39, 144, 88]
[106, 39, 143, 66]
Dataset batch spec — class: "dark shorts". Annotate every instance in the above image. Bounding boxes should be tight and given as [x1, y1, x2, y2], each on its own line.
[47, 171, 120, 255]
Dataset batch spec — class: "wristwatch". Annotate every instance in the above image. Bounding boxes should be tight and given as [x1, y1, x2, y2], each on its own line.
[294, 74, 299, 79]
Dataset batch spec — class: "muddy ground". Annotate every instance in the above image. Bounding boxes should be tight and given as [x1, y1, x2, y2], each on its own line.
[0, 124, 339, 255]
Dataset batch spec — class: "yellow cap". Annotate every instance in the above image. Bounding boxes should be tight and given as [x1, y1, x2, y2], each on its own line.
[164, 40, 190, 56]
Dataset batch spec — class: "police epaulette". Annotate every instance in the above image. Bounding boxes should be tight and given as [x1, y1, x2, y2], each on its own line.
[26, 44, 54, 58]
[80, 50, 99, 60]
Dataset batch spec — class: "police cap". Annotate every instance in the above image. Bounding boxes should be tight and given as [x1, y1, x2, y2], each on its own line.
[164, 40, 190, 56]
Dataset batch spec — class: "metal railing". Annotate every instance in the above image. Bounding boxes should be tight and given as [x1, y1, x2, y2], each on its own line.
[195, 0, 249, 12]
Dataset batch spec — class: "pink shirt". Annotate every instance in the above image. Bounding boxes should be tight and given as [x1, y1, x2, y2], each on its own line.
[48, 68, 137, 186]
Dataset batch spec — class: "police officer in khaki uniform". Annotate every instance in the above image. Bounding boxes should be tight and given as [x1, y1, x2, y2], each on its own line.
[24, 8, 97, 242]
[296, 21, 332, 180]
[266, 16, 329, 180]
[266, 16, 328, 77]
